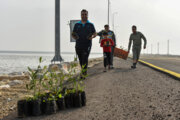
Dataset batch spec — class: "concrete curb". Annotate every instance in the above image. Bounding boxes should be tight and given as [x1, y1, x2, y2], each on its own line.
[138, 59, 180, 80]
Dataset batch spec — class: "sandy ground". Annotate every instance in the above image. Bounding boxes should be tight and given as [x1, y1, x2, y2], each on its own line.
[2, 57, 180, 120]
[0, 79, 30, 119]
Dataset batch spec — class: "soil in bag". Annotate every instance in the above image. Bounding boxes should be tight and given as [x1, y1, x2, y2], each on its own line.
[41, 97, 47, 114]
[32, 99, 41, 116]
[56, 97, 65, 110]
[81, 91, 86, 106]
[26, 100, 33, 116]
[73, 92, 82, 108]
[45, 100, 57, 115]
[70, 93, 75, 107]
[65, 94, 71, 108]
[17, 100, 28, 118]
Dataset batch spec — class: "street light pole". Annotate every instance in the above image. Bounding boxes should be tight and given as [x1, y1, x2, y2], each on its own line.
[51, 0, 63, 63]
[108, 0, 110, 25]
[157, 42, 159, 55]
[167, 40, 169, 55]
[151, 44, 153, 54]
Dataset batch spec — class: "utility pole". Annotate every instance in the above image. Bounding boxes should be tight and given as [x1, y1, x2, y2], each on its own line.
[151, 44, 153, 54]
[157, 42, 159, 55]
[167, 40, 169, 55]
[51, 0, 63, 63]
[108, 0, 110, 25]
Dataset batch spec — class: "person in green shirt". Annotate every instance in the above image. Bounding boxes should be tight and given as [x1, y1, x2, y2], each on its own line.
[128, 25, 147, 69]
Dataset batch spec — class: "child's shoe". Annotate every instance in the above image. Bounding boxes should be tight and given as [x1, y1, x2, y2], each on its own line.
[103, 68, 107, 72]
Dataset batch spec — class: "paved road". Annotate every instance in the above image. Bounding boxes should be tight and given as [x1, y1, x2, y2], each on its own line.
[140, 55, 180, 74]
[3, 58, 180, 120]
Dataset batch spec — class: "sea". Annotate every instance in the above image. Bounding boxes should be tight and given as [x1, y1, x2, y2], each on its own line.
[0, 52, 102, 75]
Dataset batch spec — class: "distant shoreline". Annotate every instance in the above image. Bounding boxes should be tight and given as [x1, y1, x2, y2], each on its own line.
[0, 50, 179, 56]
[0, 50, 102, 55]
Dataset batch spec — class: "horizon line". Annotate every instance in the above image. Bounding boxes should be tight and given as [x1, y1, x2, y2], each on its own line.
[0, 50, 102, 54]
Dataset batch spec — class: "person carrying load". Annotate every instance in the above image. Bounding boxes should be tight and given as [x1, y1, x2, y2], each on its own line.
[128, 25, 147, 69]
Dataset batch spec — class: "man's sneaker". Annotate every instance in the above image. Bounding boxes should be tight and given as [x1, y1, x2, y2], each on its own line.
[103, 68, 107, 72]
[131, 65, 136, 69]
[110, 65, 114, 69]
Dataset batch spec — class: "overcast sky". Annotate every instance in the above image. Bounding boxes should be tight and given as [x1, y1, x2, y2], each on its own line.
[0, 0, 180, 55]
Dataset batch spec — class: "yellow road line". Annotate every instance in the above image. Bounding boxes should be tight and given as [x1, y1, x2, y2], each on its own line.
[138, 59, 180, 79]
[141, 57, 180, 61]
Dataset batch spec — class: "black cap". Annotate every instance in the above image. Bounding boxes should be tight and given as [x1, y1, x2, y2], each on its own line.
[104, 24, 109, 28]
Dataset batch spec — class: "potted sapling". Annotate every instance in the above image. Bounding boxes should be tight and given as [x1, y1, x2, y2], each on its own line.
[55, 69, 67, 110]
[63, 62, 79, 108]
[74, 64, 87, 107]
[17, 57, 48, 117]
[43, 69, 66, 111]
[43, 93, 57, 115]
[25, 57, 48, 116]
[65, 63, 87, 108]
[41, 71, 59, 114]
[78, 65, 87, 106]
[18, 67, 39, 117]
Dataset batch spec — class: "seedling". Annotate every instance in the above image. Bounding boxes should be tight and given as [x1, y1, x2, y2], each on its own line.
[26, 57, 48, 100]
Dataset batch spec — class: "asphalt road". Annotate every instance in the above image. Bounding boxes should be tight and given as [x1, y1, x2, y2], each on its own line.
[140, 55, 180, 74]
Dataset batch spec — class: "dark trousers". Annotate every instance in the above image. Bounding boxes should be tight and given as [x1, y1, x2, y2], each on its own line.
[103, 52, 111, 68]
[75, 47, 91, 71]
[110, 46, 115, 66]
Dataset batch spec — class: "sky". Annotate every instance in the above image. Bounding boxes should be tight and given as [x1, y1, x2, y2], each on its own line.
[0, 0, 180, 55]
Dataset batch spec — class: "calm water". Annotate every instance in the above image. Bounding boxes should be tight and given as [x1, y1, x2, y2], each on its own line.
[0, 53, 102, 74]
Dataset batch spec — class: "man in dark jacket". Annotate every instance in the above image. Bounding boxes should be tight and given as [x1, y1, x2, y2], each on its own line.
[97, 25, 116, 69]
[72, 9, 96, 76]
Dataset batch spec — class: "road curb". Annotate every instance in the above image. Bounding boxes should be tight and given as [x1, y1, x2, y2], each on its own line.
[138, 59, 180, 80]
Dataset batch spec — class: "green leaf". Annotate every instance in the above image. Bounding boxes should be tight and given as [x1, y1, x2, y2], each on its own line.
[26, 84, 29, 90]
[42, 82, 48, 88]
[43, 66, 47, 70]
[28, 67, 33, 72]
[39, 57, 42, 63]
[58, 94, 62, 98]
[38, 65, 41, 69]
[74, 56, 77, 61]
